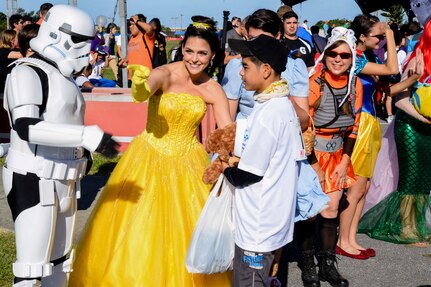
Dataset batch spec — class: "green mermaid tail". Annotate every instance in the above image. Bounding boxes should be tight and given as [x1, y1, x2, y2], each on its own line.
[358, 110, 431, 243]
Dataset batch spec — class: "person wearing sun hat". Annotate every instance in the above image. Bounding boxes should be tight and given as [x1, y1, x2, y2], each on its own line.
[336, 15, 399, 262]
[295, 26, 363, 287]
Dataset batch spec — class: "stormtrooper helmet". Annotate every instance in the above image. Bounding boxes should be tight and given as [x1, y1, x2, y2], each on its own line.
[410, 0, 431, 27]
[30, 4, 95, 77]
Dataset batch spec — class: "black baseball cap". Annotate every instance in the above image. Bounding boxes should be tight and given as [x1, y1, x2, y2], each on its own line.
[229, 34, 287, 74]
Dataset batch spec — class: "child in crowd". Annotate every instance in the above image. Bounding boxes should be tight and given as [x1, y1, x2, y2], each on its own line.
[222, 34, 303, 287]
[88, 45, 116, 87]
[75, 64, 94, 90]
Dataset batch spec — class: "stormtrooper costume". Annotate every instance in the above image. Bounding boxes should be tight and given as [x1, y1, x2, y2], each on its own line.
[3, 5, 118, 287]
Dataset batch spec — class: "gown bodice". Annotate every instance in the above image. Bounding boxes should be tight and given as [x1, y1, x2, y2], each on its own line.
[143, 92, 206, 155]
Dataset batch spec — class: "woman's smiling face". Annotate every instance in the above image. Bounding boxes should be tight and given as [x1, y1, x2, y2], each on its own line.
[325, 42, 352, 77]
[182, 36, 214, 76]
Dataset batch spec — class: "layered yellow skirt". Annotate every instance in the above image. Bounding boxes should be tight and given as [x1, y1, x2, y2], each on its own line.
[351, 112, 382, 178]
[69, 133, 231, 286]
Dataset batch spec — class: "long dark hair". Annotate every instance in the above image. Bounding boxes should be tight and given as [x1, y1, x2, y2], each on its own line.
[19, 24, 40, 57]
[350, 14, 380, 45]
[180, 16, 224, 76]
[351, 14, 380, 62]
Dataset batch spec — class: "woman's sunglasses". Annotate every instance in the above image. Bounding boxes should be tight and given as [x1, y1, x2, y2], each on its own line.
[326, 50, 352, 59]
[369, 34, 385, 41]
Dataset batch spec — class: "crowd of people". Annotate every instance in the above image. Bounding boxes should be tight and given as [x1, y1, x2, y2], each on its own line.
[1, 1, 431, 287]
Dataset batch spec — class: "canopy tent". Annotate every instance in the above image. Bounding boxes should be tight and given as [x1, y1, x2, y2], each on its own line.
[282, 0, 412, 13]
[353, 0, 411, 14]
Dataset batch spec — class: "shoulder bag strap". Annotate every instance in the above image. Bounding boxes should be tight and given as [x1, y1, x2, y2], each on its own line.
[142, 34, 154, 64]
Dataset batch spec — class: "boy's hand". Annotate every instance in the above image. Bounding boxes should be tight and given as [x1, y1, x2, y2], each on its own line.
[221, 161, 229, 172]
[228, 156, 240, 167]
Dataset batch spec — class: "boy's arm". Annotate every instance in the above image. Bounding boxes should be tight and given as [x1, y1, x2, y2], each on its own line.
[223, 165, 263, 187]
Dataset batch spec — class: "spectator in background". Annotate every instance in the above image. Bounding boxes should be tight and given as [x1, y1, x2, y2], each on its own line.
[231, 16, 241, 30]
[88, 45, 116, 87]
[301, 19, 310, 33]
[276, 5, 313, 46]
[281, 11, 315, 70]
[10, 14, 23, 34]
[384, 30, 407, 123]
[118, 14, 155, 81]
[311, 25, 327, 58]
[150, 17, 168, 67]
[22, 16, 33, 26]
[224, 16, 244, 64]
[91, 25, 105, 53]
[75, 64, 94, 90]
[323, 20, 329, 36]
[36, 2, 53, 25]
[405, 21, 423, 53]
[18, 23, 39, 57]
[103, 23, 120, 81]
[0, 30, 21, 91]
[9, 14, 23, 48]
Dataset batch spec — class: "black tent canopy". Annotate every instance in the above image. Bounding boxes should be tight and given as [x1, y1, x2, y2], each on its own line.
[353, 0, 410, 13]
[281, 0, 411, 13]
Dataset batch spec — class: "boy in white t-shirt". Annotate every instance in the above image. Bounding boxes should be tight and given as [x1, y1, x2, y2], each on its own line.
[223, 34, 303, 287]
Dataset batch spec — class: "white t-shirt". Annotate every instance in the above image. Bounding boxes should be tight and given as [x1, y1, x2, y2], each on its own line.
[235, 97, 299, 253]
[384, 48, 407, 74]
[89, 60, 105, 80]
[75, 75, 89, 87]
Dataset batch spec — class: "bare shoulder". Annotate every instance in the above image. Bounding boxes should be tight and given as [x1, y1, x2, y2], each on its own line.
[201, 78, 227, 104]
[148, 63, 175, 84]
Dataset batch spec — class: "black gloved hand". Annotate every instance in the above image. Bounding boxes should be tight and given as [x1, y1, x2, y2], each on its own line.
[83, 149, 93, 175]
[96, 133, 120, 158]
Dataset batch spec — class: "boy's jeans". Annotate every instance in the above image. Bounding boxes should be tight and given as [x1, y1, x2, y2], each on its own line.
[232, 244, 275, 287]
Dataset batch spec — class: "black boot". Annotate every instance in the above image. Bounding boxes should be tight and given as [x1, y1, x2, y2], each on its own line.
[317, 250, 349, 287]
[299, 250, 320, 287]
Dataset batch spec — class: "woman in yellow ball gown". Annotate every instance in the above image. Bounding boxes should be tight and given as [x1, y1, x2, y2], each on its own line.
[69, 16, 232, 286]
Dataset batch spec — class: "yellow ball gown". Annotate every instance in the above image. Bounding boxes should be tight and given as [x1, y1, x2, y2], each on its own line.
[69, 92, 231, 286]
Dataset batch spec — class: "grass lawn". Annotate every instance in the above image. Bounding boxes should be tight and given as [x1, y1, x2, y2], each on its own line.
[0, 229, 15, 286]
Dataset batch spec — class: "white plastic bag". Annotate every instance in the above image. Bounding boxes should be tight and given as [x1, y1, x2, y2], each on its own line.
[186, 174, 235, 274]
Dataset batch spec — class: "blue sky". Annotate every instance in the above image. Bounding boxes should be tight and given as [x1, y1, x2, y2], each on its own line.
[4, 0, 366, 29]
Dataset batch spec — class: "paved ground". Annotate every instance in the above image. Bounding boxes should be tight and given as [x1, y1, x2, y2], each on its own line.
[2, 121, 431, 286]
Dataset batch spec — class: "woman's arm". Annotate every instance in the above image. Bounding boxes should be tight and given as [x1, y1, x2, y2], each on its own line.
[395, 95, 431, 124]
[210, 86, 233, 128]
[228, 99, 239, 121]
[360, 24, 399, 76]
[389, 49, 424, 96]
[128, 64, 166, 102]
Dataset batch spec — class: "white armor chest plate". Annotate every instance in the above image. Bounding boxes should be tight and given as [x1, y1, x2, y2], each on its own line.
[16, 58, 85, 125]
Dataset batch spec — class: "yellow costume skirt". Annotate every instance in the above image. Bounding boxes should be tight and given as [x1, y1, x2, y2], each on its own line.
[351, 112, 382, 178]
[69, 134, 231, 287]
[315, 148, 356, 193]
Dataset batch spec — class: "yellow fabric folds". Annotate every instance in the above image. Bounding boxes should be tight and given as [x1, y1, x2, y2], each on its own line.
[69, 93, 231, 286]
[351, 112, 382, 178]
